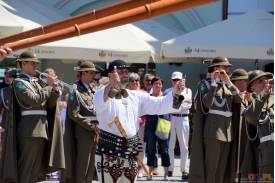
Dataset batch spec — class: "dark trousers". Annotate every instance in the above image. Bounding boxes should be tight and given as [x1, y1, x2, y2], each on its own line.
[75, 135, 97, 183]
[18, 137, 47, 183]
[146, 130, 170, 167]
[204, 139, 231, 183]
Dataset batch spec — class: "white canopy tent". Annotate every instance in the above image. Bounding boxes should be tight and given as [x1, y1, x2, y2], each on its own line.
[161, 10, 274, 62]
[0, 0, 154, 63]
[24, 26, 152, 63]
[129, 20, 179, 61]
[0, 5, 23, 37]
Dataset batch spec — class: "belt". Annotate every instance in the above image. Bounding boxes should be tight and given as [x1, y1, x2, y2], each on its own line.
[208, 109, 232, 117]
[260, 133, 274, 143]
[21, 110, 47, 116]
[171, 114, 189, 117]
[87, 116, 98, 122]
[96, 130, 142, 159]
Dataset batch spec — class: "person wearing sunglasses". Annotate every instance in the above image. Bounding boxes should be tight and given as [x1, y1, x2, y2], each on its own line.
[165, 71, 192, 181]
[142, 73, 154, 94]
[93, 60, 185, 183]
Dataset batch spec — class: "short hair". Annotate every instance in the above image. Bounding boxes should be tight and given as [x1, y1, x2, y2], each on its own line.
[151, 76, 163, 85]
[129, 72, 140, 81]
[144, 73, 154, 80]
[44, 67, 55, 74]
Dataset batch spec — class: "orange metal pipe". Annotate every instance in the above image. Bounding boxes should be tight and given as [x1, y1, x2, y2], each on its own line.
[5, 0, 217, 51]
[0, 0, 160, 45]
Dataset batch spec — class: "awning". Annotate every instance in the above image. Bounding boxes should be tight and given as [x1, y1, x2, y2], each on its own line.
[0, 0, 152, 63]
[0, 5, 23, 37]
[161, 10, 274, 61]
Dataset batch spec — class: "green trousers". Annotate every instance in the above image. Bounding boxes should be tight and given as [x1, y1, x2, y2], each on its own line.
[18, 137, 47, 183]
[204, 139, 231, 183]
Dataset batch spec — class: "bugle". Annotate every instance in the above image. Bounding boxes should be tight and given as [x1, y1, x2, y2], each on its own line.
[36, 70, 75, 92]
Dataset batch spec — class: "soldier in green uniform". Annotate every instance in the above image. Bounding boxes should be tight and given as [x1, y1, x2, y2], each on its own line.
[230, 69, 260, 182]
[0, 50, 64, 183]
[189, 56, 242, 183]
[244, 70, 273, 181]
[63, 61, 99, 183]
[189, 66, 212, 183]
[230, 68, 259, 182]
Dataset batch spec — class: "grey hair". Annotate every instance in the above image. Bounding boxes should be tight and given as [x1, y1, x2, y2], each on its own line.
[129, 72, 140, 80]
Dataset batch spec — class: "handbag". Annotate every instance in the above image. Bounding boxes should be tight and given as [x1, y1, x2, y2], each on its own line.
[155, 117, 171, 140]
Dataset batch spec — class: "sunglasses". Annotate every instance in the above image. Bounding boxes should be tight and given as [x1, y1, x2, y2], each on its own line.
[172, 79, 181, 82]
[129, 79, 140, 83]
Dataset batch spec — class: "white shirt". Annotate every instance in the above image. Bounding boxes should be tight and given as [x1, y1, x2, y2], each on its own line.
[93, 86, 176, 137]
[164, 87, 192, 114]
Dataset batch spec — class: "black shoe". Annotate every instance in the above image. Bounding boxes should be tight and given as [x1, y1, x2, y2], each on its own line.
[182, 172, 188, 180]
[168, 171, 173, 177]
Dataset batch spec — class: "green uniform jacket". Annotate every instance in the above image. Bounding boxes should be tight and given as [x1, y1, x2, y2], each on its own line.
[229, 98, 253, 182]
[189, 80, 209, 183]
[244, 93, 274, 172]
[0, 75, 65, 182]
[62, 80, 98, 181]
[189, 81, 241, 183]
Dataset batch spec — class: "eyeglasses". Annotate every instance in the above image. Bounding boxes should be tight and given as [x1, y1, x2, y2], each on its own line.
[129, 79, 140, 83]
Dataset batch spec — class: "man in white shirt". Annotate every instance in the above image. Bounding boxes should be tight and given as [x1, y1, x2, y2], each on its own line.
[93, 60, 185, 183]
[165, 71, 192, 180]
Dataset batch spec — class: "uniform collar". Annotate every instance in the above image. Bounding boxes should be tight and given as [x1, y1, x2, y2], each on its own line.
[78, 80, 92, 93]
[20, 73, 37, 82]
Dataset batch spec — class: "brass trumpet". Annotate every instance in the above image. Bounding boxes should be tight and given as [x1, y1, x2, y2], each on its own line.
[36, 70, 75, 92]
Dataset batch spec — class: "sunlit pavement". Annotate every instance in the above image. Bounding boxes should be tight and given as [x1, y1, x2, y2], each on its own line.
[40, 157, 188, 183]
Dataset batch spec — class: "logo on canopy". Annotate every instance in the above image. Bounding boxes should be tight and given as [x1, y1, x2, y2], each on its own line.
[99, 50, 107, 57]
[184, 47, 192, 54]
